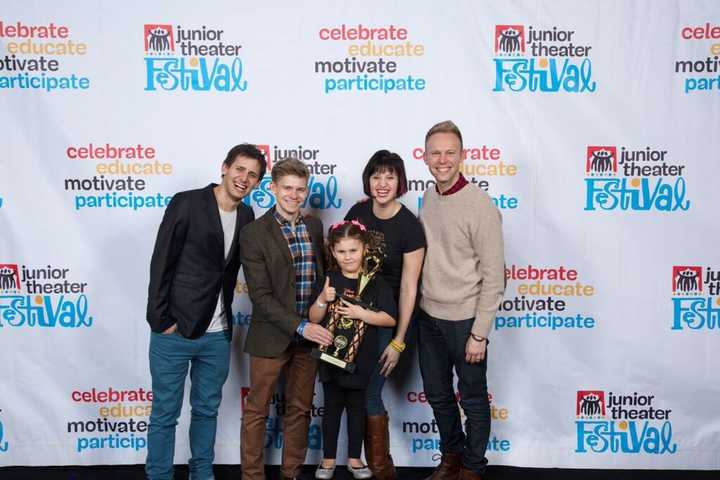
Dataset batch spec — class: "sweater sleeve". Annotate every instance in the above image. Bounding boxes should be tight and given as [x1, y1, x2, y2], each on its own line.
[471, 198, 506, 338]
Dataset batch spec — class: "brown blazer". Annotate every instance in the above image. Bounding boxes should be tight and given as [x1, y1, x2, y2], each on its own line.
[239, 210, 325, 358]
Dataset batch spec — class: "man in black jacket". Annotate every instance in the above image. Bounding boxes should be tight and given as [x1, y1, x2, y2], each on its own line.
[145, 144, 266, 480]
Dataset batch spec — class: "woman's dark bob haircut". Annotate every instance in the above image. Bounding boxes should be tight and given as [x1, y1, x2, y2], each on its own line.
[362, 149, 408, 198]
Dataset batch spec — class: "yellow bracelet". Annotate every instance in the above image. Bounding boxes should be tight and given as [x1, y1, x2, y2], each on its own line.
[389, 340, 406, 353]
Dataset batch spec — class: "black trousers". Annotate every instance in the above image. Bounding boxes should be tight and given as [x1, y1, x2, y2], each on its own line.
[321, 381, 367, 459]
[417, 309, 491, 475]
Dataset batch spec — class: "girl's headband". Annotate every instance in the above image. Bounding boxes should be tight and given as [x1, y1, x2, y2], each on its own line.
[330, 219, 367, 232]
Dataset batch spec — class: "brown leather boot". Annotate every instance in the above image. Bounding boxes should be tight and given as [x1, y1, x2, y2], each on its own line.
[459, 467, 484, 480]
[424, 452, 462, 480]
[365, 414, 396, 479]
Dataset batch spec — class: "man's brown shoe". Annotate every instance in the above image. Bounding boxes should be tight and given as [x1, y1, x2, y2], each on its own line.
[424, 452, 462, 480]
[459, 467, 484, 480]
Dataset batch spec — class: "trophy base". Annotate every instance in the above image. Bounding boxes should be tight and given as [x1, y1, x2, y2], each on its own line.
[311, 348, 356, 373]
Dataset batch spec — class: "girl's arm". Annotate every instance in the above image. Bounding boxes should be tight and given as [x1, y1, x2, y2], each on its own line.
[336, 299, 396, 327]
[309, 277, 335, 323]
[309, 300, 328, 323]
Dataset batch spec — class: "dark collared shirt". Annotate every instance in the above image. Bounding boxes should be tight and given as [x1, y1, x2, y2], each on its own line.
[271, 207, 316, 320]
[436, 173, 469, 196]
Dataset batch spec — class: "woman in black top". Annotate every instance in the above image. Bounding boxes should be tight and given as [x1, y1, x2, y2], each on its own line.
[344, 150, 426, 479]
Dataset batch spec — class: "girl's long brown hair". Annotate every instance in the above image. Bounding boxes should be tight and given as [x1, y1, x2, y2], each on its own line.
[326, 220, 385, 272]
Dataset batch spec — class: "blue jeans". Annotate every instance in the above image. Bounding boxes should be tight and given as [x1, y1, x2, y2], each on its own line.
[417, 309, 490, 475]
[366, 326, 393, 415]
[145, 330, 231, 480]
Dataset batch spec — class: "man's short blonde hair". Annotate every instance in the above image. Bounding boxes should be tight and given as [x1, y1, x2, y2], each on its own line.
[270, 157, 309, 183]
[425, 120, 463, 150]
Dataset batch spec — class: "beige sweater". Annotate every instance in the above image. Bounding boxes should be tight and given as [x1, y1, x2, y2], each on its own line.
[419, 184, 505, 338]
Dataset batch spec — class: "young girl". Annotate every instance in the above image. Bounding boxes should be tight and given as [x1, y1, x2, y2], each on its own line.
[309, 220, 397, 480]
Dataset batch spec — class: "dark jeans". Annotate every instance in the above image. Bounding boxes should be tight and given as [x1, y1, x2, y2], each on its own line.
[417, 309, 490, 475]
[366, 326, 393, 415]
[322, 381, 367, 459]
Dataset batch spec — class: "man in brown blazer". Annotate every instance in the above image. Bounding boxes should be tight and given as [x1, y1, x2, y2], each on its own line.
[239, 158, 333, 480]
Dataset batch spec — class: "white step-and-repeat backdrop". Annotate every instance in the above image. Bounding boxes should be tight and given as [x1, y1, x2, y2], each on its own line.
[1, 0, 718, 470]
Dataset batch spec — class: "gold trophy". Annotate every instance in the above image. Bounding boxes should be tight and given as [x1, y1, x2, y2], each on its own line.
[312, 247, 384, 373]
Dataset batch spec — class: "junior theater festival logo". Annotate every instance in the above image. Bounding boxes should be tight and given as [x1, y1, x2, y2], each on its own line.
[575, 390, 677, 455]
[143, 23, 247, 92]
[671, 265, 719, 331]
[0, 263, 93, 329]
[493, 24, 596, 93]
[583, 145, 690, 212]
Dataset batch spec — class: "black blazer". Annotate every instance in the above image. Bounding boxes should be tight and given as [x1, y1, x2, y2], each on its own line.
[239, 210, 324, 358]
[146, 184, 255, 339]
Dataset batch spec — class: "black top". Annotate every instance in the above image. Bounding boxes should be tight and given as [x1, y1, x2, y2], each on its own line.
[344, 201, 426, 301]
[318, 271, 397, 389]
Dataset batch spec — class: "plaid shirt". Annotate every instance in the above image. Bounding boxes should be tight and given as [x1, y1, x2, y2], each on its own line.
[271, 207, 317, 319]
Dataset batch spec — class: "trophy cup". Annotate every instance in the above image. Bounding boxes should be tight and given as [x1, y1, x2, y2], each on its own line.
[312, 247, 384, 373]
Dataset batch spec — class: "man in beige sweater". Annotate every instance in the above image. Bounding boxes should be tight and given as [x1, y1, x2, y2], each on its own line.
[418, 121, 505, 480]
